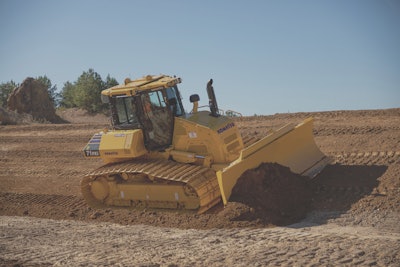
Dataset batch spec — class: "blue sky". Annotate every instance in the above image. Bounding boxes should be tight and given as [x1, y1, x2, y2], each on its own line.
[1, 0, 399, 115]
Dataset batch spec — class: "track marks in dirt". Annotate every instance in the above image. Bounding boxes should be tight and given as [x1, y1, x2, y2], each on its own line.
[1, 216, 399, 267]
[0, 192, 85, 209]
[314, 125, 400, 136]
[332, 150, 400, 165]
[0, 192, 87, 221]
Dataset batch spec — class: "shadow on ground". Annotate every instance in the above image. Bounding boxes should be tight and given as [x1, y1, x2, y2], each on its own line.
[289, 164, 388, 228]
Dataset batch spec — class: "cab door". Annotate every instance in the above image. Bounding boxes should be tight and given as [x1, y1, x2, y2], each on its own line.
[138, 90, 174, 150]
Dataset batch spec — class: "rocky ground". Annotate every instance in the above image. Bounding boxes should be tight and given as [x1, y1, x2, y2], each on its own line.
[0, 108, 399, 266]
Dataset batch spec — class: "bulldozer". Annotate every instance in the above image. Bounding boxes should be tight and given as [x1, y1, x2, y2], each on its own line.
[82, 74, 330, 213]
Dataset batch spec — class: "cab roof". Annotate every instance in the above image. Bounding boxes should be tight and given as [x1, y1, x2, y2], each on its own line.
[101, 75, 182, 97]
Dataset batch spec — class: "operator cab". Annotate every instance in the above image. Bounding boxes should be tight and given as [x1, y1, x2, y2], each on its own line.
[105, 86, 185, 151]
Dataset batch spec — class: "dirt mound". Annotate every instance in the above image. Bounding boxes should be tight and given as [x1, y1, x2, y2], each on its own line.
[0, 106, 34, 125]
[229, 163, 313, 225]
[7, 77, 64, 123]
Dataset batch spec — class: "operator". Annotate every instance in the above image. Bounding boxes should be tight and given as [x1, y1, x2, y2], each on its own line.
[142, 94, 153, 113]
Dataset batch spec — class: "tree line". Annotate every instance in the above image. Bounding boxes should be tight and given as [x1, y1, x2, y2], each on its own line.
[0, 69, 118, 113]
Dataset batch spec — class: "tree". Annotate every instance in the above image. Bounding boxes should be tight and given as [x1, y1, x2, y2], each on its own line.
[0, 81, 17, 108]
[59, 81, 75, 108]
[104, 74, 119, 89]
[74, 69, 105, 113]
[59, 69, 119, 113]
[36, 75, 60, 106]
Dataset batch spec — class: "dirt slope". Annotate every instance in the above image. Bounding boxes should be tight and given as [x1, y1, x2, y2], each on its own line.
[0, 108, 399, 266]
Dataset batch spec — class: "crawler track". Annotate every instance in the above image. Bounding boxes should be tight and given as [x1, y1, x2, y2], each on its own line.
[81, 158, 221, 213]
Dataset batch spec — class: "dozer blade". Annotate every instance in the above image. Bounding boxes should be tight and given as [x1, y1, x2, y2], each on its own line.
[216, 117, 331, 205]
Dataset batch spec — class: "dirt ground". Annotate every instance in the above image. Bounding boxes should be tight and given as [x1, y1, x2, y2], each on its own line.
[0, 108, 399, 266]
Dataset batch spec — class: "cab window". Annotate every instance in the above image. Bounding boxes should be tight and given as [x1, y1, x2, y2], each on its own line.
[166, 86, 184, 116]
[148, 91, 166, 108]
[112, 96, 140, 129]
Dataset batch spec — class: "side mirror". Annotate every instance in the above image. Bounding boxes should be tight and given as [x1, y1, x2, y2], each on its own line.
[190, 94, 200, 103]
[189, 94, 200, 113]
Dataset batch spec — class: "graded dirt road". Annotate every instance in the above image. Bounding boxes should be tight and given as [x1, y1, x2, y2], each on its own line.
[1, 108, 399, 266]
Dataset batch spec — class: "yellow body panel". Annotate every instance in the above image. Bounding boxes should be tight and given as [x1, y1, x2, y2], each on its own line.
[172, 111, 243, 165]
[216, 118, 331, 205]
[83, 129, 147, 163]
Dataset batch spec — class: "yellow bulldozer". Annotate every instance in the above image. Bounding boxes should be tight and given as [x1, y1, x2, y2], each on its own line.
[82, 74, 330, 213]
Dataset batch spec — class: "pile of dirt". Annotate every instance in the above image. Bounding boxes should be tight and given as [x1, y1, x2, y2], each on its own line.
[229, 163, 313, 225]
[7, 77, 64, 123]
[0, 106, 33, 125]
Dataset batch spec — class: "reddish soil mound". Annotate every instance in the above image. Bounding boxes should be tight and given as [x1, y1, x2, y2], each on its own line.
[7, 77, 64, 123]
[229, 163, 313, 225]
